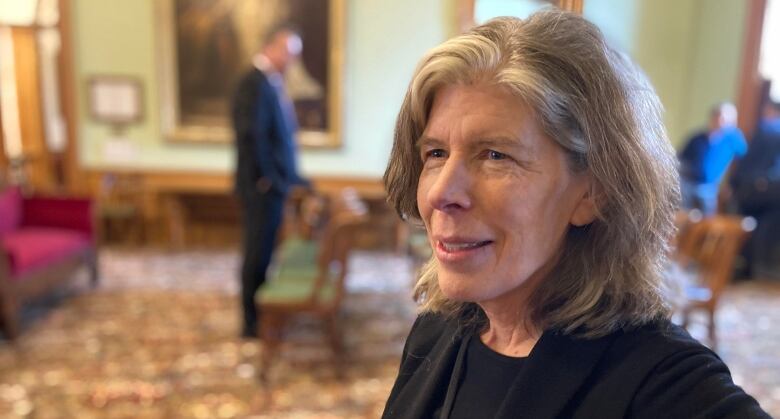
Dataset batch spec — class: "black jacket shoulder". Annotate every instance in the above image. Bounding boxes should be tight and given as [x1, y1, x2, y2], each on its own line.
[384, 313, 770, 419]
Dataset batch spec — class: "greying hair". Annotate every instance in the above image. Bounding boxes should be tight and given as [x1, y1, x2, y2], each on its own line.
[711, 102, 738, 126]
[384, 10, 680, 337]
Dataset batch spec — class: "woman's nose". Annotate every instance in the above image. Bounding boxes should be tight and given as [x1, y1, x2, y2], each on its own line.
[426, 158, 473, 213]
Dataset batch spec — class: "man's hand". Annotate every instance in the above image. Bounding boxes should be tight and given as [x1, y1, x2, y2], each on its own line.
[256, 177, 273, 193]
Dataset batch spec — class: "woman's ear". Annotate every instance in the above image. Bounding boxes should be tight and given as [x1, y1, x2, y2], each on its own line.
[570, 181, 600, 227]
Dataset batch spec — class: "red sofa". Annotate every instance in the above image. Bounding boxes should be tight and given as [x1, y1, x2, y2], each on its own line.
[0, 186, 98, 339]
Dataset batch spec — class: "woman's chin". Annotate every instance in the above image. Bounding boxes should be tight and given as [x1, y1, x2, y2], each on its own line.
[438, 277, 482, 303]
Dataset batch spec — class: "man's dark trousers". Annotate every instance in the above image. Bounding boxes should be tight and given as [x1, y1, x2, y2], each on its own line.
[240, 190, 284, 337]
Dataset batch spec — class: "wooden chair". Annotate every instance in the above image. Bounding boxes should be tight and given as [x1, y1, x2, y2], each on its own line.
[97, 173, 145, 246]
[672, 209, 702, 250]
[255, 189, 369, 381]
[677, 214, 755, 349]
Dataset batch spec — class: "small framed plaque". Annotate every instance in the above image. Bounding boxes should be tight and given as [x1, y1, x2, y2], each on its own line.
[87, 76, 144, 125]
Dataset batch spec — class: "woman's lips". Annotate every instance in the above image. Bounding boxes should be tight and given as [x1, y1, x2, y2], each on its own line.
[435, 239, 493, 263]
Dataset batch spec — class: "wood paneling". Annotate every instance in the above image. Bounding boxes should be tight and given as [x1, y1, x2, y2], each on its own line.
[558, 0, 584, 14]
[83, 170, 389, 247]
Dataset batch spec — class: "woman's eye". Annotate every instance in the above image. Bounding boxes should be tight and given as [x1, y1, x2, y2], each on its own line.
[487, 150, 507, 160]
[425, 149, 446, 159]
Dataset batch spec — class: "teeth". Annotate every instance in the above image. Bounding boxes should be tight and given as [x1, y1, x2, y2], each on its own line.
[441, 241, 486, 251]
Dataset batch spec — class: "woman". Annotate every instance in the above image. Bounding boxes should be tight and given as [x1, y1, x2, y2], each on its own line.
[382, 10, 770, 419]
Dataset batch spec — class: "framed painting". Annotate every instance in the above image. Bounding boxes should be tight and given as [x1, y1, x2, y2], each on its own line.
[155, 0, 344, 148]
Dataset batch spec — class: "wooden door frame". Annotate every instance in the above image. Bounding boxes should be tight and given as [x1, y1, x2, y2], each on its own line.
[736, 0, 769, 140]
[58, 0, 84, 193]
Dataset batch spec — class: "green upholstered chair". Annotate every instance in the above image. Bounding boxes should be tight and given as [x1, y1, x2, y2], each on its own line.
[255, 193, 368, 381]
[256, 237, 339, 307]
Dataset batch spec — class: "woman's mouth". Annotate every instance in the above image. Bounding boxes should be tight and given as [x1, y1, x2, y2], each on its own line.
[439, 240, 492, 252]
[435, 239, 493, 264]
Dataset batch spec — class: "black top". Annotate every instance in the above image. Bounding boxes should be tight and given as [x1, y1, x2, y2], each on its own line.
[383, 313, 771, 419]
[446, 333, 527, 419]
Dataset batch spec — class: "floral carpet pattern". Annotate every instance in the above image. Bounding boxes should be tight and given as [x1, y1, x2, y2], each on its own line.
[0, 248, 778, 417]
[0, 249, 416, 418]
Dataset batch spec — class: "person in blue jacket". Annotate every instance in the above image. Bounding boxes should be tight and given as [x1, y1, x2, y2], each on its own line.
[679, 102, 747, 216]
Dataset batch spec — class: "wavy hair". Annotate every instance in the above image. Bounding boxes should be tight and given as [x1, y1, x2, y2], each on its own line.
[384, 10, 680, 337]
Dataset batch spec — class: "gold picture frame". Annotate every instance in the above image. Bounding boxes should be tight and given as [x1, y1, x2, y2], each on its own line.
[458, 0, 583, 32]
[155, 0, 344, 148]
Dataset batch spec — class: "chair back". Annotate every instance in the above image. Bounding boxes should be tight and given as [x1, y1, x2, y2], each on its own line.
[309, 190, 368, 309]
[265, 188, 369, 311]
[679, 215, 755, 301]
[257, 189, 370, 378]
[673, 209, 704, 257]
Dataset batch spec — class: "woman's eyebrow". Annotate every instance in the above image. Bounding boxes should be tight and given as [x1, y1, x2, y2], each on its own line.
[469, 136, 532, 154]
[416, 135, 445, 149]
[471, 136, 516, 147]
[416, 134, 534, 154]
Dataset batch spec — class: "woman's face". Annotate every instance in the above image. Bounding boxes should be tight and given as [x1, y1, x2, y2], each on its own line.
[417, 84, 595, 309]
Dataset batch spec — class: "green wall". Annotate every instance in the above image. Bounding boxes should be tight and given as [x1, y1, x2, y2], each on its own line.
[72, 0, 746, 176]
[683, 0, 747, 140]
[72, 0, 448, 176]
[585, 0, 747, 147]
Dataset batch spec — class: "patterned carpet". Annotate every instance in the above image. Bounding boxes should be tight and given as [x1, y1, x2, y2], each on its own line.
[0, 248, 778, 418]
[0, 249, 417, 418]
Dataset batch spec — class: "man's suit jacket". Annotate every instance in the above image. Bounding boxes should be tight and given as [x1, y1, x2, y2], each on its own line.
[383, 313, 769, 419]
[232, 68, 299, 200]
[731, 120, 780, 214]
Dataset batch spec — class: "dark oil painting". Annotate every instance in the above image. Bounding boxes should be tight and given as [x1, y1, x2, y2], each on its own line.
[174, 0, 330, 132]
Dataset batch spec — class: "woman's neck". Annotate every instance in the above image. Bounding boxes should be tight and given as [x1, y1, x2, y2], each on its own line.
[479, 309, 539, 357]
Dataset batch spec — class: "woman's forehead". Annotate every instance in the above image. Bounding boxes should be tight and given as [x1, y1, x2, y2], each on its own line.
[421, 84, 544, 146]
[427, 84, 535, 122]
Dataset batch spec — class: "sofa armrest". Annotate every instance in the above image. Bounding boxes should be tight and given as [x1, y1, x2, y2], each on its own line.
[0, 248, 10, 283]
[22, 196, 95, 241]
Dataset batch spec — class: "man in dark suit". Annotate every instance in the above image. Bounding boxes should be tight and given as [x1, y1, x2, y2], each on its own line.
[731, 100, 780, 214]
[232, 24, 308, 338]
[731, 100, 780, 279]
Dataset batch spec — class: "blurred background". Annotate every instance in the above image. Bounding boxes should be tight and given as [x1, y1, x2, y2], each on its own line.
[0, 0, 779, 417]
